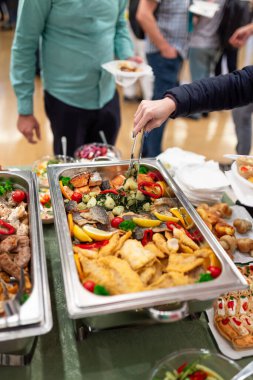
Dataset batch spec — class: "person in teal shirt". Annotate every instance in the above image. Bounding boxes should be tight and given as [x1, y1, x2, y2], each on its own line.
[10, 0, 134, 156]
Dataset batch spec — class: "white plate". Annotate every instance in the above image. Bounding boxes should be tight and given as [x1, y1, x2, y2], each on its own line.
[231, 161, 253, 190]
[101, 60, 153, 87]
[225, 171, 253, 208]
[189, 1, 220, 18]
[206, 308, 253, 360]
[229, 205, 253, 264]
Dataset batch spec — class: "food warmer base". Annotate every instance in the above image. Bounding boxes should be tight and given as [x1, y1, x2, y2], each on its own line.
[0, 336, 37, 366]
[72, 300, 213, 341]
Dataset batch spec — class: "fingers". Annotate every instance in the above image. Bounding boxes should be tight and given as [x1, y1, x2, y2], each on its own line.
[134, 106, 154, 136]
[34, 122, 41, 140]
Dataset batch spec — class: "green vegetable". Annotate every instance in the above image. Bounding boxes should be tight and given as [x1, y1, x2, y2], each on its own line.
[59, 176, 73, 189]
[139, 165, 149, 174]
[197, 273, 214, 283]
[119, 220, 136, 231]
[0, 180, 13, 196]
[94, 285, 110, 296]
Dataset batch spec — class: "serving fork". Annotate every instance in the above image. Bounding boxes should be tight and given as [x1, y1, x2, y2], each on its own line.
[0, 267, 25, 319]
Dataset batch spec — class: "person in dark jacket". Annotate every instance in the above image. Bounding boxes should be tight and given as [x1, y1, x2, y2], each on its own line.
[133, 65, 253, 136]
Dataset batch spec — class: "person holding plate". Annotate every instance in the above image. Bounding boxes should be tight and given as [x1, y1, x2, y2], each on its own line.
[10, 0, 135, 156]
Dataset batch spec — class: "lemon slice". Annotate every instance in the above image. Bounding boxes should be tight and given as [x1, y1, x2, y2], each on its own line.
[82, 225, 114, 241]
[179, 207, 194, 229]
[153, 211, 179, 223]
[132, 217, 161, 228]
[73, 224, 92, 242]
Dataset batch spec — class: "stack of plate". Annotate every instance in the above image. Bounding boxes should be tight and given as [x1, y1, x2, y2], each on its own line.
[174, 161, 230, 205]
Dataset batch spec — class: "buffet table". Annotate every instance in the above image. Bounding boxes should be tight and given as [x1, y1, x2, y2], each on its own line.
[1, 223, 253, 380]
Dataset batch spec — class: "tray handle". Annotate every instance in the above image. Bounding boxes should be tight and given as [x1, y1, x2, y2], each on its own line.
[147, 302, 189, 323]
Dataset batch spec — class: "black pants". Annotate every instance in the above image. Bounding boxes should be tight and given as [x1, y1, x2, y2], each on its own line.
[44, 91, 120, 157]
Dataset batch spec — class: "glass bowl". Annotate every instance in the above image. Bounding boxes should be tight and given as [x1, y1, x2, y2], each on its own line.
[149, 348, 241, 380]
[32, 154, 75, 188]
[74, 143, 121, 162]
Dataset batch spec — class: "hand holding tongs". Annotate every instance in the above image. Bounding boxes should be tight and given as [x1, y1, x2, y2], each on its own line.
[126, 130, 145, 178]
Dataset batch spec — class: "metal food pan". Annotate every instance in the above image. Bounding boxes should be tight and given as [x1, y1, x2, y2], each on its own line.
[0, 171, 52, 341]
[48, 160, 247, 320]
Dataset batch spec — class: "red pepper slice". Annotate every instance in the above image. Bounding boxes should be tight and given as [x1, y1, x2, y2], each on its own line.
[100, 189, 119, 195]
[138, 181, 163, 199]
[147, 170, 164, 182]
[177, 362, 188, 374]
[0, 220, 16, 235]
[141, 229, 153, 246]
[166, 221, 197, 241]
[222, 317, 230, 325]
[83, 280, 95, 292]
[75, 240, 109, 249]
[232, 317, 242, 326]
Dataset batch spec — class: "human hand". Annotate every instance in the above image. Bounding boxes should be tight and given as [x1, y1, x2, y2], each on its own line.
[160, 44, 178, 59]
[229, 24, 253, 48]
[128, 56, 143, 64]
[17, 115, 41, 144]
[133, 97, 176, 136]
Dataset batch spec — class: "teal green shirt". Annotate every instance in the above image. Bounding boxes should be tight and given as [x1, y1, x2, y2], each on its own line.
[10, 0, 133, 115]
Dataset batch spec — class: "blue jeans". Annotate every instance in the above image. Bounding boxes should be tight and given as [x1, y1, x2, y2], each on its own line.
[232, 103, 253, 155]
[142, 52, 182, 157]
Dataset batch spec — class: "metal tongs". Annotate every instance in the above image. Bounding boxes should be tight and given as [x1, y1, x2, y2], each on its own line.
[126, 130, 145, 178]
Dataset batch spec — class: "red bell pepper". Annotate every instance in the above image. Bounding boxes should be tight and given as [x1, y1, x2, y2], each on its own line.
[138, 181, 162, 199]
[166, 221, 200, 242]
[75, 240, 109, 249]
[0, 220, 16, 235]
[141, 229, 153, 246]
[100, 189, 119, 195]
[147, 170, 164, 182]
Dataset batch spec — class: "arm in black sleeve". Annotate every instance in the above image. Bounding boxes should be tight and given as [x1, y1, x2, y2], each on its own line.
[165, 66, 253, 118]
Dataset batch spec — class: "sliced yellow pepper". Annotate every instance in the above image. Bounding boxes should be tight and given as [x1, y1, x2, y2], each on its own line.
[152, 211, 179, 223]
[74, 253, 85, 282]
[67, 213, 74, 237]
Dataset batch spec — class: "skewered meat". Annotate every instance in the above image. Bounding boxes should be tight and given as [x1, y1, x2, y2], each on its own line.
[0, 253, 20, 280]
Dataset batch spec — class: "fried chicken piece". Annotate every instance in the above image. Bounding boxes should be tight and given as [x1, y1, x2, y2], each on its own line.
[152, 233, 171, 255]
[70, 172, 90, 187]
[173, 228, 199, 251]
[214, 222, 235, 238]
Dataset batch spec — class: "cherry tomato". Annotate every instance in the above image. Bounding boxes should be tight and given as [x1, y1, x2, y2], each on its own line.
[40, 194, 51, 205]
[83, 280, 95, 293]
[208, 266, 222, 278]
[71, 192, 82, 203]
[189, 371, 207, 380]
[111, 217, 124, 228]
[12, 189, 26, 203]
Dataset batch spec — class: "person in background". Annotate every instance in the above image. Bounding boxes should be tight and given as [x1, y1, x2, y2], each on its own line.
[11, 0, 135, 157]
[136, 0, 189, 157]
[229, 21, 253, 155]
[123, 0, 153, 102]
[188, 0, 226, 120]
[133, 65, 253, 136]
[1, 0, 17, 29]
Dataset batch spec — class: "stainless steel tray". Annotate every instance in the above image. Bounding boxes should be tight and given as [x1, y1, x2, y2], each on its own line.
[48, 160, 247, 320]
[0, 171, 52, 342]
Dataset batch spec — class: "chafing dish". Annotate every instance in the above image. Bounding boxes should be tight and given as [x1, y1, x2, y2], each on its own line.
[47, 159, 247, 324]
[0, 171, 52, 365]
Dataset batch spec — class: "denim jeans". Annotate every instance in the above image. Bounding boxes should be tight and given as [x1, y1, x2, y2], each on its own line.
[189, 47, 220, 81]
[142, 52, 182, 157]
[232, 103, 253, 155]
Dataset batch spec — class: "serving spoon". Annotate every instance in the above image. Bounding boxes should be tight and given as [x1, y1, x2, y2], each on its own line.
[61, 136, 67, 162]
[231, 361, 253, 380]
[223, 154, 253, 160]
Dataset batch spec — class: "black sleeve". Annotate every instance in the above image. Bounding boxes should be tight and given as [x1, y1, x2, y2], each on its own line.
[165, 66, 253, 118]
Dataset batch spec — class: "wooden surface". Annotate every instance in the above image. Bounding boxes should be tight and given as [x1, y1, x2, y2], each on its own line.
[0, 30, 252, 167]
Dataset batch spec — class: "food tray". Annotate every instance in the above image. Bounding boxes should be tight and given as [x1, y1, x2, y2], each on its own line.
[48, 159, 247, 319]
[0, 171, 52, 342]
[206, 308, 253, 360]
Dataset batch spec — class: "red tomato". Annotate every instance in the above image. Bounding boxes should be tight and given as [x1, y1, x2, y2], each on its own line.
[71, 192, 82, 203]
[111, 217, 124, 228]
[83, 280, 95, 293]
[12, 190, 26, 203]
[189, 371, 207, 380]
[208, 266, 222, 278]
[40, 194, 51, 205]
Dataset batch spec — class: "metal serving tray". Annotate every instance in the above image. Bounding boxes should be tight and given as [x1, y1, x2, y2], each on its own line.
[48, 160, 247, 320]
[0, 171, 52, 342]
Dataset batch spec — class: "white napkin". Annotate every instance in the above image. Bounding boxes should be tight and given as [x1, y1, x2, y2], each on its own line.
[157, 147, 206, 171]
